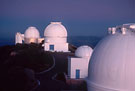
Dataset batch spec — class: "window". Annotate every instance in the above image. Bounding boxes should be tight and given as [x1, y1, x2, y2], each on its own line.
[50, 45, 54, 50]
[76, 69, 80, 79]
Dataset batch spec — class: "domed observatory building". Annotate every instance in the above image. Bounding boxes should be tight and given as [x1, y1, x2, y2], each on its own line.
[87, 24, 135, 91]
[44, 22, 69, 52]
[15, 26, 44, 44]
[24, 27, 40, 44]
[68, 45, 93, 79]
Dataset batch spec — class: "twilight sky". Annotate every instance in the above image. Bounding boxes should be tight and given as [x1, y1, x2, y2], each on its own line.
[0, 0, 135, 42]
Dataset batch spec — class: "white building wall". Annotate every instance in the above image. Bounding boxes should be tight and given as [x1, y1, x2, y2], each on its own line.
[38, 38, 44, 43]
[44, 43, 50, 51]
[45, 37, 67, 43]
[24, 38, 39, 44]
[15, 32, 23, 44]
[68, 57, 89, 79]
[44, 42, 68, 52]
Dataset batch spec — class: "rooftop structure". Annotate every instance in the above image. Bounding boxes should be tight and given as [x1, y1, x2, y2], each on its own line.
[15, 26, 43, 44]
[68, 45, 93, 79]
[44, 22, 69, 52]
[87, 23, 135, 91]
[44, 22, 67, 38]
[24, 27, 40, 39]
[75, 45, 93, 59]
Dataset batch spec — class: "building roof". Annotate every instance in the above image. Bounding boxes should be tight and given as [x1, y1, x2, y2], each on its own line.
[87, 26, 135, 91]
[24, 27, 40, 38]
[75, 45, 93, 58]
[44, 22, 67, 37]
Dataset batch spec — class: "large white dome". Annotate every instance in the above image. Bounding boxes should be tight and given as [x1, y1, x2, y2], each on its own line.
[75, 45, 93, 58]
[87, 28, 135, 91]
[24, 27, 40, 38]
[44, 22, 67, 37]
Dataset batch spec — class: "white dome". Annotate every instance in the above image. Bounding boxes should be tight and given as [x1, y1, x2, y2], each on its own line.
[87, 29, 135, 91]
[24, 27, 40, 38]
[44, 22, 67, 37]
[130, 24, 135, 29]
[75, 45, 93, 58]
[123, 23, 135, 29]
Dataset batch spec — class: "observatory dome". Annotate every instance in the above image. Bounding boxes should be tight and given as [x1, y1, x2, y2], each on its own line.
[75, 45, 93, 58]
[44, 22, 67, 37]
[129, 24, 135, 29]
[87, 28, 135, 91]
[24, 27, 40, 38]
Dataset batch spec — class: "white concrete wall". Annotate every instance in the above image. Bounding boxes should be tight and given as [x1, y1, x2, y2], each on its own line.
[44, 42, 68, 52]
[68, 57, 89, 79]
[38, 38, 44, 43]
[15, 32, 23, 44]
[45, 37, 67, 43]
[24, 38, 39, 44]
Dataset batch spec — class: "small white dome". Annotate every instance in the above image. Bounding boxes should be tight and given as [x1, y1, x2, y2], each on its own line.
[24, 27, 40, 38]
[87, 28, 135, 91]
[44, 22, 67, 37]
[122, 23, 135, 29]
[75, 45, 93, 58]
[130, 24, 135, 29]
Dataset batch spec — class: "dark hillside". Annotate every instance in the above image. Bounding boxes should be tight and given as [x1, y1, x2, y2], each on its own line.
[0, 43, 54, 91]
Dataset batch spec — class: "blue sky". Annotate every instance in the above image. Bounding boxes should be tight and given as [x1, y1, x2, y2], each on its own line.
[0, 0, 135, 41]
